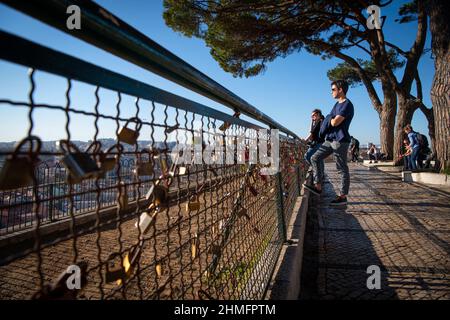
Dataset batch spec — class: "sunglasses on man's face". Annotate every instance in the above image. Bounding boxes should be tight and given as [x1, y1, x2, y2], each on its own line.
[331, 87, 338, 92]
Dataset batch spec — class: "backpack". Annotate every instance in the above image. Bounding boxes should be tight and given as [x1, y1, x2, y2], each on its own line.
[416, 132, 430, 153]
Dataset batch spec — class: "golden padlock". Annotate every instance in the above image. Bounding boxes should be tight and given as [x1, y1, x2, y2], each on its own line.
[99, 144, 123, 174]
[191, 233, 198, 259]
[186, 195, 200, 212]
[134, 150, 154, 176]
[158, 155, 169, 175]
[155, 264, 162, 277]
[59, 140, 101, 184]
[118, 181, 128, 210]
[0, 136, 41, 191]
[117, 117, 142, 145]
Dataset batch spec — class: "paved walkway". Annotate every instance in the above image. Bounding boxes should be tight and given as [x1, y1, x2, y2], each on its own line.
[300, 163, 450, 300]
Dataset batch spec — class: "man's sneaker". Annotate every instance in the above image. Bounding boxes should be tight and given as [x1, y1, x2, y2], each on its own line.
[303, 184, 322, 195]
[330, 196, 347, 206]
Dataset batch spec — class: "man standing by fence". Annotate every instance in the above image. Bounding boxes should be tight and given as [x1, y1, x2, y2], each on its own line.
[303, 80, 354, 206]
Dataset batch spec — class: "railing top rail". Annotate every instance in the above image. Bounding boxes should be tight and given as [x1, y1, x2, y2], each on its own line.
[1, 0, 300, 139]
[0, 30, 263, 131]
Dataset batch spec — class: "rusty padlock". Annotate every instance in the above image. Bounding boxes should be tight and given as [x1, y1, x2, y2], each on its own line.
[106, 244, 141, 285]
[0, 136, 41, 191]
[248, 185, 258, 196]
[165, 124, 179, 134]
[145, 183, 169, 206]
[98, 144, 123, 175]
[117, 117, 142, 145]
[186, 194, 200, 212]
[209, 244, 222, 256]
[219, 111, 240, 131]
[134, 150, 154, 176]
[58, 140, 101, 184]
[32, 261, 88, 300]
[105, 252, 126, 283]
[237, 206, 250, 220]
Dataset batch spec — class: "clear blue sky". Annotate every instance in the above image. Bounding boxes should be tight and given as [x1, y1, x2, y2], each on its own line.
[0, 0, 435, 147]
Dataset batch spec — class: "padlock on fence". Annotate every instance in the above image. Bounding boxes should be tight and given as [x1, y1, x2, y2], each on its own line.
[145, 183, 169, 206]
[219, 111, 240, 131]
[158, 155, 169, 176]
[118, 181, 128, 210]
[135, 207, 158, 234]
[185, 194, 200, 212]
[134, 149, 154, 176]
[117, 117, 142, 145]
[58, 140, 101, 184]
[32, 261, 88, 300]
[237, 206, 250, 220]
[164, 124, 179, 134]
[0, 136, 41, 191]
[105, 244, 141, 285]
[98, 144, 123, 175]
[248, 185, 258, 196]
[105, 253, 126, 283]
[191, 233, 199, 259]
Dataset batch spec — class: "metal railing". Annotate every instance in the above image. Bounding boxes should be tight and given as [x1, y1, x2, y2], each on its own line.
[0, 0, 307, 300]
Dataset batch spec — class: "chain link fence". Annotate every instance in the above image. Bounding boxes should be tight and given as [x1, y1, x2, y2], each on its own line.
[0, 1, 307, 300]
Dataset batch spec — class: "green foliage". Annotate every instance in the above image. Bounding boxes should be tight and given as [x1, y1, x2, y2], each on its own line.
[162, 1, 415, 78]
[396, 0, 419, 23]
[327, 49, 405, 86]
[163, 0, 369, 77]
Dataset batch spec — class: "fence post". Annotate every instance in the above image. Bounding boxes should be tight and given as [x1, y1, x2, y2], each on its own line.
[275, 171, 287, 243]
[48, 183, 54, 222]
[295, 165, 303, 196]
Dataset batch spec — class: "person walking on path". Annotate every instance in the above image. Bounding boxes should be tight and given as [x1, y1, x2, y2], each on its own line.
[349, 136, 360, 162]
[303, 80, 354, 206]
[404, 124, 420, 171]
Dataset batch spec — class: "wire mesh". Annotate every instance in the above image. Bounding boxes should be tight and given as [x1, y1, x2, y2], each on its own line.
[0, 34, 307, 300]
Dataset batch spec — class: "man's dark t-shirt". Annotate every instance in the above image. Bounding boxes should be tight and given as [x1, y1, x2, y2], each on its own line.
[325, 99, 354, 143]
[310, 119, 325, 144]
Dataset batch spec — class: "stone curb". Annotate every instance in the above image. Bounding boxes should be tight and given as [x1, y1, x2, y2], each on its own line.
[265, 175, 311, 300]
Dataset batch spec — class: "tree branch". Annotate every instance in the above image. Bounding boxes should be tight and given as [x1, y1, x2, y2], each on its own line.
[400, 0, 428, 92]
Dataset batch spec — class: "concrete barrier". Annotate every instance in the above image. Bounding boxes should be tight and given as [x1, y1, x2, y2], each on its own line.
[411, 172, 450, 186]
[265, 176, 311, 300]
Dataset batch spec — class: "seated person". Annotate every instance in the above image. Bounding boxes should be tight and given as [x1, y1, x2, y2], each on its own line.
[367, 144, 379, 163]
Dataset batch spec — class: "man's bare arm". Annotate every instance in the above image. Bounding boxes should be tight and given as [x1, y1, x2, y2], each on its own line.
[331, 115, 345, 127]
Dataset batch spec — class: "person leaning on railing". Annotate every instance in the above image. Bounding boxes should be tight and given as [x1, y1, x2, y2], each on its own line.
[303, 80, 354, 206]
[304, 109, 325, 167]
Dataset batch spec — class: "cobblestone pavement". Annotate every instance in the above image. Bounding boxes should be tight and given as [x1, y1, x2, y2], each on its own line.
[300, 163, 450, 300]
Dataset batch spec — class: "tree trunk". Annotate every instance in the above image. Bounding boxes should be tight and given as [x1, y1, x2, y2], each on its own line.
[429, 0, 450, 172]
[379, 89, 396, 160]
[418, 103, 436, 155]
[393, 94, 417, 164]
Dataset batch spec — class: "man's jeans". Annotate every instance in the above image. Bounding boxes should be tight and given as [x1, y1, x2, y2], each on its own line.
[311, 140, 350, 196]
[305, 143, 325, 180]
[409, 147, 420, 170]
